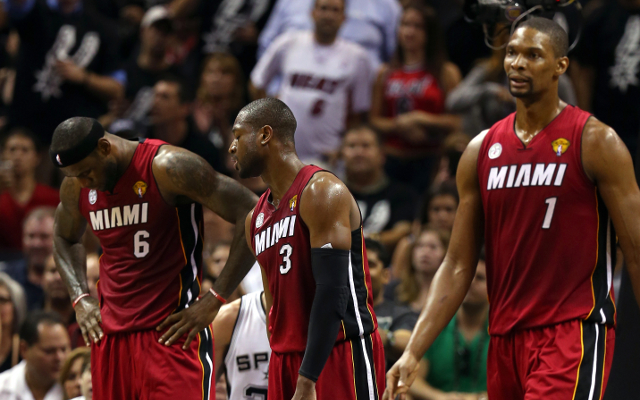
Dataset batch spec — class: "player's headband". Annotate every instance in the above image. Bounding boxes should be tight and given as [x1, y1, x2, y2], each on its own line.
[50, 120, 105, 168]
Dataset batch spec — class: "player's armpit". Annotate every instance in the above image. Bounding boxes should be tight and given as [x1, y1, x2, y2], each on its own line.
[582, 118, 640, 307]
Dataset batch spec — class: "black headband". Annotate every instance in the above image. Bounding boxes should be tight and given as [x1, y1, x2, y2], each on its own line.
[50, 120, 105, 168]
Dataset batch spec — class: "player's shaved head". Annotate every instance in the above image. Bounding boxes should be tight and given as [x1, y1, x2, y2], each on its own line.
[50, 117, 96, 154]
[238, 98, 297, 144]
[516, 17, 568, 58]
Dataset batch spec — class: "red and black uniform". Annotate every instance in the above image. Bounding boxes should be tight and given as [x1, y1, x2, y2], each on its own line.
[477, 105, 615, 400]
[250, 165, 385, 400]
[78, 139, 213, 400]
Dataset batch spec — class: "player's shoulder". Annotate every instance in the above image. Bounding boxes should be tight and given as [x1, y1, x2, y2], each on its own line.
[467, 129, 491, 156]
[59, 177, 82, 206]
[303, 171, 350, 201]
[582, 116, 619, 148]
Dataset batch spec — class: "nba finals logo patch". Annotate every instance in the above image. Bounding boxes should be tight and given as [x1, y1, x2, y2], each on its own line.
[133, 181, 147, 198]
[89, 190, 97, 205]
[552, 138, 570, 156]
[488, 143, 502, 159]
[289, 195, 298, 211]
[256, 212, 265, 228]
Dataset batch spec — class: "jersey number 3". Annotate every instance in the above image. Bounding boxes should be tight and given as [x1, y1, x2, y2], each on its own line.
[279, 244, 293, 274]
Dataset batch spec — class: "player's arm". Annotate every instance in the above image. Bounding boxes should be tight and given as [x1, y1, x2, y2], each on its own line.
[384, 131, 486, 400]
[53, 177, 102, 345]
[289, 173, 354, 397]
[582, 118, 640, 308]
[153, 147, 259, 348]
[212, 299, 241, 382]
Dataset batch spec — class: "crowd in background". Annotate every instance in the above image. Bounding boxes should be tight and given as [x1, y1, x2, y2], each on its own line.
[0, 0, 638, 399]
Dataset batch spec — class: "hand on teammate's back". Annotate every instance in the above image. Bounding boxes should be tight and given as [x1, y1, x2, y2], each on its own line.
[156, 293, 222, 349]
[383, 351, 420, 400]
[75, 296, 103, 345]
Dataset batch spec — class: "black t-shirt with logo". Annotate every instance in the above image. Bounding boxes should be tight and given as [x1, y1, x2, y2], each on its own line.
[349, 180, 418, 235]
[573, 2, 640, 157]
[9, 0, 121, 143]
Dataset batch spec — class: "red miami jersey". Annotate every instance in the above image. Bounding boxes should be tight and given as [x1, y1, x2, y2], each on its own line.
[250, 165, 377, 353]
[477, 105, 616, 335]
[79, 139, 203, 333]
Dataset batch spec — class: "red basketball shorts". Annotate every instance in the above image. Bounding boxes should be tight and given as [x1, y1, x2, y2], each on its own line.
[268, 331, 386, 400]
[91, 326, 214, 400]
[487, 320, 615, 400]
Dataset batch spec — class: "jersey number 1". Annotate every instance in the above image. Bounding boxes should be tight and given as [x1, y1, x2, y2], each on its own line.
[542, 197, 557, 229]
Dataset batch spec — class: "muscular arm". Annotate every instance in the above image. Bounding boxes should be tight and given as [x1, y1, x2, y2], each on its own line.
[385, 132, 486, 399]
[583, 118, 640, 307]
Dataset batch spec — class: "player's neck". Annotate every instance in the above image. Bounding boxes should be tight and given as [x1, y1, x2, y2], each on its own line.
[111, 135, 140, 188]
[262, 151, 305, 205]
[514, 91, 563, 140]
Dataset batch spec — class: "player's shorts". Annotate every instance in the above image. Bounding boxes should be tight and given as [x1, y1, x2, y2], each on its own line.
[487, 319, 615, 400]
[268, 331, 385, 400]
[91, 327, 214, 400]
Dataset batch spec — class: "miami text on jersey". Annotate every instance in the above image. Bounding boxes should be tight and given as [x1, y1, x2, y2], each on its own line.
[89, 203, 149, 231]
[254, 215, 297, 256]
[487, 163, 567, 191]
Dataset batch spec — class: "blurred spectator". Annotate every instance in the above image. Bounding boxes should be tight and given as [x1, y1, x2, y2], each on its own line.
[416, 182, 459, 233]
[0, 311, 69, 400]
[446, 24, 576, 137]
[42, 256, 73, 326]
[147, 76, 226, 171]
[193, 52, 245, 167]
[83, 0, 145, 60]
[571, 0, 640, 159]
[250, 0, 373, 165]
[394, 227, 449, 312]
[204, 240, 252, 299]
[371, 2, 462, 193]
[342, 126, 418, 251]
[410, 254, 489, 399]
[70, 353, 90, 400]
[366, 238, 417, 371]
[258, 0, 400, 70]
[0, 129, 58, 253]
[107, 6, 181, 133]
[5, 0, 125, 145]
[59, 347, 89, 400]
[1, 207, 56, 310]
[431, 132, 470, 187]
[85, 253, 99, 300]
[0, 273, 26, 372]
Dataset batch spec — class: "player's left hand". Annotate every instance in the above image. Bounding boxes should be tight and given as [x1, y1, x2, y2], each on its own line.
[156, 292, 222, 349]
[291, 375, 316, 400]
[55, 60, 86, 84]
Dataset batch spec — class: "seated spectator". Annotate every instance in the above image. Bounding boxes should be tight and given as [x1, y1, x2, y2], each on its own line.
[391, 226, 449, 313]
[410, 253, 490, 399]
[0, 273, 26, 372]
[257, 0, 401, 69]
[147, 76, 226, 172]
[1, 207, 56, 310]
[59, 347, 90, 400]
[0, 129, 58, 254]
[204, 240, 248, 300]
[5, 0, 125, 145]
[73, 356, 91, 400]
[250, 0, 373, 166]
[446, 24, 576, 137]
[371, 2, 462, 193]
[431, 132, 470, 188]
[367, 238, 417, 370]
[43, 256, 73, 326]
[342, 126, 418, 251]
[106, 6, 180, 133]
[0, 311, 70, 400]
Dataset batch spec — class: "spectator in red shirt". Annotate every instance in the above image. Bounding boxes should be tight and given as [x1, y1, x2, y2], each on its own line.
[0, 128, 59, 255]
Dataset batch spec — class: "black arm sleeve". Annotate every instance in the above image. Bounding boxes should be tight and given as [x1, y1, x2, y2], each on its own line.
[298, 248, 351, 382]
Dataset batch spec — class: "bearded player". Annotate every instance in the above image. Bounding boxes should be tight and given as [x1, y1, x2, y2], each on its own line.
[227, 98, 384, 400]
[385, 17, 640, 400]
[51, 117, 257, 399]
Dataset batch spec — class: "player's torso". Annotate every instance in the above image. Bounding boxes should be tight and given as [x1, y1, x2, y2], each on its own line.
[477, 106, 616, 334]
[225, 292, 271, 400]
[250, 166, 377, 353]
[79, 139, 203, 333]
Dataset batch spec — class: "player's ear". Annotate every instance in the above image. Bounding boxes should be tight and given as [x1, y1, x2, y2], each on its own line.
[260, 125, 274, 145]
[555, 56, 569, 77]
[96, 138, 112, 156]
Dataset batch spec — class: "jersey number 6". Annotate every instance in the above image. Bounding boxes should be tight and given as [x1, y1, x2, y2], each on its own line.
[279, 244, 293, 274]
[134, 230, 150, 258]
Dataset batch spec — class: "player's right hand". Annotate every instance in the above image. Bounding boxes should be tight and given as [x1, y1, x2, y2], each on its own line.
[156, 292, 222, 349]
[75, 296, 103, 345]
[382, 350, 420, 400]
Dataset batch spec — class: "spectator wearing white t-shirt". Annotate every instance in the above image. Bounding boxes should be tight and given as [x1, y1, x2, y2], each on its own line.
[250, 0, 374, 165]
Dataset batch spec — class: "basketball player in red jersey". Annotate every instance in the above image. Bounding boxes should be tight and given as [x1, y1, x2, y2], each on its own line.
[225, 97, 385, 400]
[50, 117, 258, 399]
[385, 17, 640, 400]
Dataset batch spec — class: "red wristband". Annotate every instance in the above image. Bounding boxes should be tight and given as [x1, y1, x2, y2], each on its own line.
[72, 293, 90, 308]
[209, 288, 227, 304]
